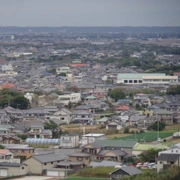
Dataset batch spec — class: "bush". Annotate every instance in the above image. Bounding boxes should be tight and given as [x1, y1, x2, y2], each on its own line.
[124, 127, 129, 134]
[148, 121, 166, 131]
[140, 129, 145, 133]
[76, 167, 116, 178]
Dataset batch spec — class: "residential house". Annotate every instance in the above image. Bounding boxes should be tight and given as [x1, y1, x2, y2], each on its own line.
[24, 152, 66, 175]
[156, 148, 180, 172]
[115, 105, 130, 112]
[0, 149, 20, 163]
[0, 136, 21, 144]
[93, 88, 106, 99]
[60, 134, 79, 148]
[153, 109, 173, 125]
[54, 93, 81, 106]
[106, 122, 122, 131]
[26, 124, 52, 139]
[45, 108, 72, 125]
[72, 111, 93, 125]
[69, 153, 90, 167]
[0, 162, 28, 177]
[3, 144, 34, 161]
[110, 166, 142, 180]
[82, 140, 137, 161]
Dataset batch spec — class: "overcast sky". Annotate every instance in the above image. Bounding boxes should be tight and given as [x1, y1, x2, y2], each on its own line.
[0, 0, 180, 26]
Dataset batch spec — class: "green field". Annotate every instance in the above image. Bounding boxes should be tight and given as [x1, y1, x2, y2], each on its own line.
[65, 178, 109, 180]
[115, 131, 174, 142]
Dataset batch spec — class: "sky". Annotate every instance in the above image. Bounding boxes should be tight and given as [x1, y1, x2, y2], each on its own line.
[0, 0, 180, 27]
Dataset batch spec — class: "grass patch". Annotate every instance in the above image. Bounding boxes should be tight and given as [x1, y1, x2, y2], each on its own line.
[114, 131, 174, 142]
[70, 167, 116, 178]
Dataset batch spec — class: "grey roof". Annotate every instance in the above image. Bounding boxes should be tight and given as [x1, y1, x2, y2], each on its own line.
[69, 153, 90, 157]
[86, 140, 137, 149]
[110, 166, 142, 176]
[33, 153, 65, 163]
[98, 149, 127, 157]
[156, 153, 180, 162]
[57, 161, 83, 166]
[0, 162, 24, 167]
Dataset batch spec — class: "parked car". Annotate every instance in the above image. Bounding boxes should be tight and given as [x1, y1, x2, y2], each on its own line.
[142, 162, 149, 168]
[148, 162, 155, 169]
[136, 163, 142, 168]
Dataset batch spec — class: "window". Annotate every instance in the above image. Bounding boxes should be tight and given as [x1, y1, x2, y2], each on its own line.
[77, 157, 83, 161]
[139, 80, 142, 83]
[51, 162, 53, 164]
[44, 163, 47, 165]
[124, 80, 128, 83]
[129, 80, 132, 83]
[22, 167, 24, 169]
[134, 80, 137, 83]
[160, 161, 162, 164]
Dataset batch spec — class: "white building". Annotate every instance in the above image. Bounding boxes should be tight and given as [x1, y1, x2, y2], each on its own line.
[56, 66, 71, 75]
[24, 93, 34, 104]
[55, 93, 81, 106]
[81, 133, 106, 146]
[117, 73, 178, 84]
[60, 134, 79, 148]
[1, 64, 13, 72]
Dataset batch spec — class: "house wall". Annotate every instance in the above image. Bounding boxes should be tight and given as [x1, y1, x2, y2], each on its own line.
[24, 158, 60, 175]
[69, 156, 90, 167]
[7, 165, 28, 176]
[157, 158, 180, 173]
[24, 158, 42, 174]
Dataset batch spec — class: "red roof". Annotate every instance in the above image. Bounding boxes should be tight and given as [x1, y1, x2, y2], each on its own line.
[69, 64, 86, 67]
[1, 83, 16, 89]
[116, 105, 129, 111]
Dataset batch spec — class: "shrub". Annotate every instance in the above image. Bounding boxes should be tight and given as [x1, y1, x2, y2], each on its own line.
[124, 127, 129, 134]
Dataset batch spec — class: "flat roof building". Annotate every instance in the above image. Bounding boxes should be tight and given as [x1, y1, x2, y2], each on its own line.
[117, 73, 178, 85]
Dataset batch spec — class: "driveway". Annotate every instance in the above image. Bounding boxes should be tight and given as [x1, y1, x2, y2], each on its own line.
[12, 176, 56, 180]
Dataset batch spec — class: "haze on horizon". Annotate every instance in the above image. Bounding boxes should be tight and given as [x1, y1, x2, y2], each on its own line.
[0, 0, 180, 27]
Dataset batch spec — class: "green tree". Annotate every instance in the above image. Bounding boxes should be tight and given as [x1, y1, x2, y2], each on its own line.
[149, 121, 166, 131]
[0, 89, 29, 109]
[108, 88, 126, 101]
[139, 149, 160, 162]
[44, 120, 61, 138]
[11, 96, 29, 109]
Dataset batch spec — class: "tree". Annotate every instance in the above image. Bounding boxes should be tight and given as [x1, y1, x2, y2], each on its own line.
[108, 88, 126, 101]
[0, 89, 29, 109]
[11, 96, 29, 109]
[149, 121, 166, 131]
[44, 120, 61, 138]
[139, 149, 160, 162]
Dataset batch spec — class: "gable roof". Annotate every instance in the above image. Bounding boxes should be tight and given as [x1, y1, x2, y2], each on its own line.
[33, 153, 65, 163]
[86, 140, 137, 149]
[110, 166, 142, 176]
[156, 153, 180, 162]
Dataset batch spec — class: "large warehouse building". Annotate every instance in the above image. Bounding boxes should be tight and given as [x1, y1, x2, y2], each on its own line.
[116, 73, 178, 84]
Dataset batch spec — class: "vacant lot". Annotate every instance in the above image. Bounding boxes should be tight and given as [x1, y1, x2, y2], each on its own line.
[115, 131, 174, 142]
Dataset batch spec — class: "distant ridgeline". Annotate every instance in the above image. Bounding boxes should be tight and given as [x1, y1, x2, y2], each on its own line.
[0, 26, 180, 34]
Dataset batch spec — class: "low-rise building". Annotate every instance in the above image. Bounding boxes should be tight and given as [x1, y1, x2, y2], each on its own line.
[60, 134, 79, 148]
